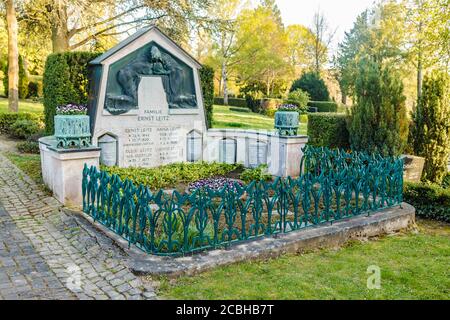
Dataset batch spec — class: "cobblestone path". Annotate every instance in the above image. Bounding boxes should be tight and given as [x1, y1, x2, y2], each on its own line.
[0, 153, 156, 300]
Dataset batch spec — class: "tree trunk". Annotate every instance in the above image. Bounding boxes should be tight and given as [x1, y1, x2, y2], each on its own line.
[6, 0, 18, 112]
[51, 1, 70, 52]
[417, 51, 423, 102]
[222, 62, 228, 105]
[416, 22, 423, 102]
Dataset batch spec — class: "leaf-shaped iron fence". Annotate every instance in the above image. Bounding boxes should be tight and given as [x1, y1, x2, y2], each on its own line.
[82, 146, 404, 256]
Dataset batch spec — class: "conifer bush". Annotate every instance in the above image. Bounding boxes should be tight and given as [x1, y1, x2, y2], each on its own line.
[410, 70, 450, 184]
[348, 58, 408, 156]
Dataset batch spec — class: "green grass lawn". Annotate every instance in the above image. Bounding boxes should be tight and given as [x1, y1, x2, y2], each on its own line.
[158, 219, 450, 300]
[212, 105, 308, 135]
[0, 97, 44, 113]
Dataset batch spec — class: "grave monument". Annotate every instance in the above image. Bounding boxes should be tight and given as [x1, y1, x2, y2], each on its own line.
[88, 26, 207, 167]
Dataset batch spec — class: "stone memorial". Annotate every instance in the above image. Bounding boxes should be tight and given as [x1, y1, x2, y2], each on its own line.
[88, 26, 207, 168]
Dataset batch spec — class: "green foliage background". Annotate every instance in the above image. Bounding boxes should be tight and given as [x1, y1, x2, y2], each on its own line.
[3, 55, 29, 99]
[290, 72, 330, 101]
[410, 70, 450, 184]
[307, 101, 338, 112]
[349, 58, 408, 156]
[199, 65, 215, 128]
[43, 52, 101, 134]
[307, 113, 349, 149]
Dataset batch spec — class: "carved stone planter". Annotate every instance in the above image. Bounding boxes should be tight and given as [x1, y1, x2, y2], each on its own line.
[274, 111, 299, 136]
[54, 115, 91, 148]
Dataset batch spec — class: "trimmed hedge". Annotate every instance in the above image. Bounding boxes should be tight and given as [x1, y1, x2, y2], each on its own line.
[307, 113, 350, 149]
[307, 101, 338, 112]
[43, 52, 101, 134]
[199, 65, 214, 128]
[17, 141, 40, 154]
[0, 112, 43, 134]
[213, 97, 248, 108]
[404, 182, 450, 222]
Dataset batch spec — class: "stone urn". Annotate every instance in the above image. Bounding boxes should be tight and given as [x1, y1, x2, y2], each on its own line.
[274, 111, 299, 136]
[54, 114, 91, 148]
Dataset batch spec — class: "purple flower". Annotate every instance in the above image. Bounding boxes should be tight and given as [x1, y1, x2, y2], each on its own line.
[56, 103, 88, 115]
[277, 104, 298, 111]
[188, 177, 244, 192]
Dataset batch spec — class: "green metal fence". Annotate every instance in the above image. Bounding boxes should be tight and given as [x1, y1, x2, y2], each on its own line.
[82, 146, 403, 256]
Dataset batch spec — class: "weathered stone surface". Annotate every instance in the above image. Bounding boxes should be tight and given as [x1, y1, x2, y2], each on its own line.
[74, 201, 415, 277]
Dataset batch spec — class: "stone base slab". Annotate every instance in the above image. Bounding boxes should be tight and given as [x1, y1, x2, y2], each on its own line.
[39, 136, 101, 207]
[67, 203, 415, 277]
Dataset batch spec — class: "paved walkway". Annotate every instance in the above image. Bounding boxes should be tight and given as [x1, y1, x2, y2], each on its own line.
[0, 153, 156, 300]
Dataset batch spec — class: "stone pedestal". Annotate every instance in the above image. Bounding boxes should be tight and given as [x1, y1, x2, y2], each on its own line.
[204, 129, 308, 177]
[268, 135, 308, 177]
[39, 136, 101, 207]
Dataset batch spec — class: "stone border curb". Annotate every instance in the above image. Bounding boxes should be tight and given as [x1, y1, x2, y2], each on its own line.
[65, 203, 415, 277]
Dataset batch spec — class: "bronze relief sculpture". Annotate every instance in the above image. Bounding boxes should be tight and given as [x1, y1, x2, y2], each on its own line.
[105, 44, 197, 115]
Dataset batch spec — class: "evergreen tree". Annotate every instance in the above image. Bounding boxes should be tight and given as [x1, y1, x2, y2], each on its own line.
[3, 55, 28, 99]
[411, 70, 450, 184]
[290, 72, 330, 101]
[349, 57, 408, 156]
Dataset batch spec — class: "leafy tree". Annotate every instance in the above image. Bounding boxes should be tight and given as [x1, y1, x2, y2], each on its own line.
[411, 70, 450, 184]
[349, 57, 408, 156]
[206, 0, 245, 105]
[404, 0, 450, 101]
[335, 2, 407, 104]
[310, 9, 335, 74]
[20, 0, 215, 53]
[234, 4, 291, 98]
[286, 24, 316, 74]
[290, 72, 330, 101]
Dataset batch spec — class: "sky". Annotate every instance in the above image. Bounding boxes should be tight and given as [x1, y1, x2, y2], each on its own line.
[276, 0, 377, 53]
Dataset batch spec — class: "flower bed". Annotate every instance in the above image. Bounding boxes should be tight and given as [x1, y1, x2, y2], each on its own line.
[188, 177, 244, 193]
[82, 146, 404, 256]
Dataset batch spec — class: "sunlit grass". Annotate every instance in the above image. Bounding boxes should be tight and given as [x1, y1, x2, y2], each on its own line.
[212, 105, 308, 134]
[158, 220, 450, 300]
[0, 97, 44, 114]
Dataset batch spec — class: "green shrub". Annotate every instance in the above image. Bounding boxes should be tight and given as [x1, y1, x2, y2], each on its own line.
[10, 119, 41, 139]
[299, 114, 308, 123]
[17, 141, 40, 154]
[27, 76, 43, 98]
[410, 70, 450, 184]
[0, 112, 43, 134]
[244, 94, 262, 113]
[260, 98, 283, 118]
[240, 164, 272, 183]
[348, 57, 408, 157]
[102, 162, 242, 190]
[3, 55, 29, 98]
[404, 182, 450, 222]
[213, 97, 248, 108]
[199, 65, 214, 128]
[286, 89, 309, 113]
[43, 52, 101, 134]
[290, 72, 330, 101]
[308, 113, 350, 149]
[307, 101, 338, 113]
[442, 173, 450, 189]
